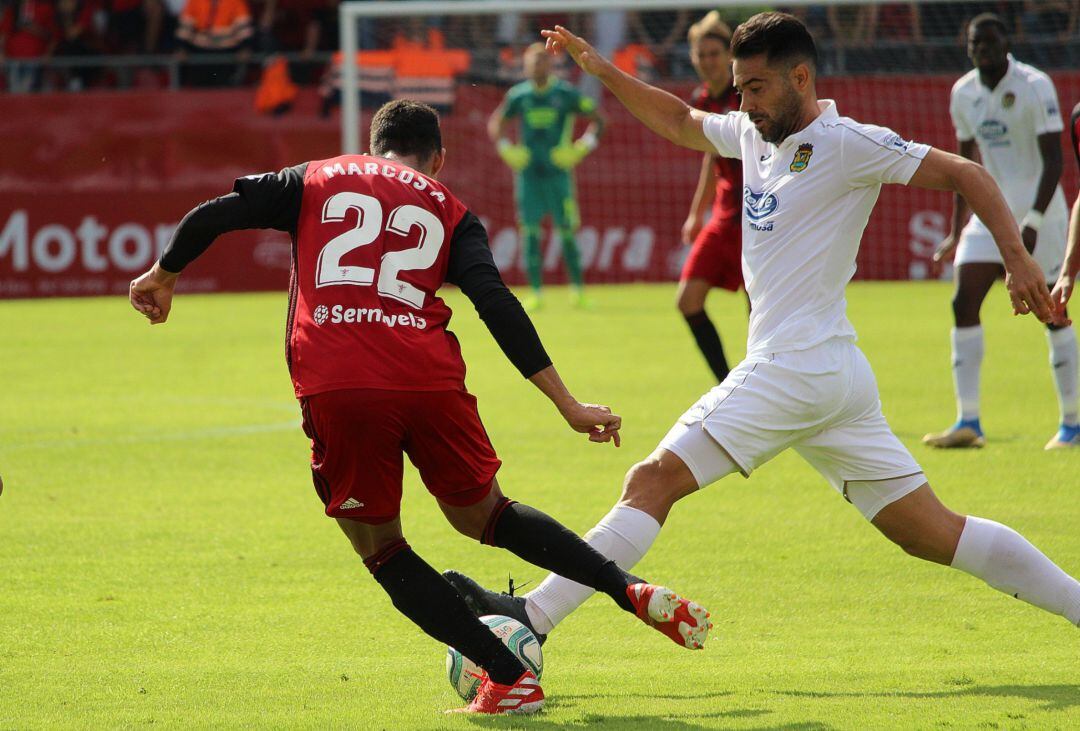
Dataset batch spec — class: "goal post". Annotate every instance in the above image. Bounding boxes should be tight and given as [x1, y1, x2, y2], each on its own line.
[338, 0, 735, 155]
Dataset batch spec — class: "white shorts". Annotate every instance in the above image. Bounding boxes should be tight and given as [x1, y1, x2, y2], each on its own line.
[955, 202, 1067, 283]
[658, 338, 924, 519]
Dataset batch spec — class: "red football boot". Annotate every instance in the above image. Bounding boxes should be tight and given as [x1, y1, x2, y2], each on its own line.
[627, 583, 712, 649]
[447, 670, 544, 715]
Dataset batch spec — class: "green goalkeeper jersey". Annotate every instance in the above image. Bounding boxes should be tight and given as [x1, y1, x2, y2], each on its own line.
[501, 78, 596, 177]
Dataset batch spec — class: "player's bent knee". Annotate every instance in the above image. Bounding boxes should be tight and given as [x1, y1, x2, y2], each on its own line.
[869, 482, 965, 565]
[619, 454, 698, 521]
[676, 281, 708, 316]
[439, 482, 505, 542]
[951, 296, 980, 328]
[335, 516, 404, 559]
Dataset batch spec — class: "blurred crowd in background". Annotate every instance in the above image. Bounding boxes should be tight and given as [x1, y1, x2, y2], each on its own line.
[1, 1, 1077, 94]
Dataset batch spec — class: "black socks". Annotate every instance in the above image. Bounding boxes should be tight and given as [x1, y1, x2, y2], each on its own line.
[483, 499, 640, 614]
[684, 310, 730, 382]
[365, 540, 524, 685]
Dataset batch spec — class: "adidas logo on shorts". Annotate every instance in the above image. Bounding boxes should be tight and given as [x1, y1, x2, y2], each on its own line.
[339, 498, 365, 510]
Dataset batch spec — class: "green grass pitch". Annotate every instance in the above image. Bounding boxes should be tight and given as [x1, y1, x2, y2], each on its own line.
[1, 281, 1078, 729]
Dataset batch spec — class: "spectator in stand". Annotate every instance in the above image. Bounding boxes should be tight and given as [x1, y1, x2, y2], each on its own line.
[255, 0, 336, 83]
[106, 0, 163, 53]
[1020, 0, 1077, 40]
[55, 0, 104, 89]
[626, 9, 690, 73]
[826, 4, 876, 71]
[873, 2, 923, 42]
[922, 3, 1008, 39]
[0, 0, 57, 92]
[175, 0, 253, 87]
[783, 5, 830, 44]
[828, 4, 876, 41]
[1019, 0, 1077, 67]
[864, 3, 922, 71]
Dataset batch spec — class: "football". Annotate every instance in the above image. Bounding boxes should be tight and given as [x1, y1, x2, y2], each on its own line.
[445, 614, 544, 701]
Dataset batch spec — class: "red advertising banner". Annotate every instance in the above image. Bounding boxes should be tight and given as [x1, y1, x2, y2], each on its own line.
[2, 76, 1077, 299]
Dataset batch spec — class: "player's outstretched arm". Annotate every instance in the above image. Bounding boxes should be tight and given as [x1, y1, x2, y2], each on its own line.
[908, 148, 1057, 323]
[129, 167, 304, 325]
[447, 213, 621, 447]
[541, 25, 713, 153]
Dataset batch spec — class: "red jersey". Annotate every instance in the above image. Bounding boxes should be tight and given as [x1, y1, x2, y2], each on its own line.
[1071, 102, 1080, 167]
[287, 155, 470, 397]
[689, 84, 742, 220]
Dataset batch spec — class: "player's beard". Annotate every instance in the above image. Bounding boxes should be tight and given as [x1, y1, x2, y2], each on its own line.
[755, 84, 804, 145]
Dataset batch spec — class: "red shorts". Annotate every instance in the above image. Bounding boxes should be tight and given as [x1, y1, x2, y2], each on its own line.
[681, 216, 743, 292]
[299, 388, 502, 524]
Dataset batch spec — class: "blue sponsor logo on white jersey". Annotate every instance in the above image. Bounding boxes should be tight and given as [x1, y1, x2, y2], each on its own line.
[744, 187, 779, 222]
[978, 119, 1009, 145]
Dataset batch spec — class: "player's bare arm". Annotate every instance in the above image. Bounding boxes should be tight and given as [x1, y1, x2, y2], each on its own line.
[582, 107, 606, 143]
[909, 148, 1056, 322]
[1052, 104, 1080, 311]
[1023, 132, 1064, 255]
[1052, 195, 1080, 311]
[487, 100, 510, 144]
[541, 26, 713, 153]
[683, 153, 718, 244]
[129, 261, 179, 325]
[933, 137, 976, 263]
[529, 366, 621, 447]
[446, 214, 619, 446]
[129, 168, 303, 326]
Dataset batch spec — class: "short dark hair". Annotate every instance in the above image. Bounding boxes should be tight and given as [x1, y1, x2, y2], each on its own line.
[731, 12, 817, 71]
[967, 12, 1008, 38]
[369, 99, 442, 163]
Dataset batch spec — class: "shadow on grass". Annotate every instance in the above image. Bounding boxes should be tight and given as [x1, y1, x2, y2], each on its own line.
[778, 683, 1080, 712]
[452, 693, 834, 730]
[461, 711, 831, 731]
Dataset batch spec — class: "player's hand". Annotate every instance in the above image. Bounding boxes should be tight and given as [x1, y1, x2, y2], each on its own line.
[496, 140, 530, 171]
[932, 234, 958, 263]
[129, 262, 179, 325]
[1003, 253, 1055, 323]
[550, 141, 590, 170]
[559, 402, 621, 447]
[1021, 225, 1038, 255]
[541, 26, 613, 78]
[1050, 274, 1073, 326]
[681, 214, 703, 245]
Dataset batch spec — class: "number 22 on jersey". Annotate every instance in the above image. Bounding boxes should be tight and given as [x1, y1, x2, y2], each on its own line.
[315, 191, 444, 309]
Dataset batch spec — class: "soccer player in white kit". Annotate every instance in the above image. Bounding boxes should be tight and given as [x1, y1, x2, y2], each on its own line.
[926, 13, 1078, 450]
[445, 13, 1080, 644]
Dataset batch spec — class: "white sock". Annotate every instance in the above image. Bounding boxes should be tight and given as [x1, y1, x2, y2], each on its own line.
[952, 326, 984, 422]
[1048, 327, 1079, 425]
[524, 505, 661, 634]
[951, 516, 1080, 626]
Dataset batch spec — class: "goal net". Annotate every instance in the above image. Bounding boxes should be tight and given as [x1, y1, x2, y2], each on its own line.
[336, 0, 1079, 285]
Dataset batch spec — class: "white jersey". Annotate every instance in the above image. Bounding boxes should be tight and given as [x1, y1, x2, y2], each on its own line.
[703, 100, 930, 358]
[949, 56, 1067, 228]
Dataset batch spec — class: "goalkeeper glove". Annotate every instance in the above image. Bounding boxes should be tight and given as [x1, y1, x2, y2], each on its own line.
[550, 131, 598, 171]
[497, 139, 531, 171]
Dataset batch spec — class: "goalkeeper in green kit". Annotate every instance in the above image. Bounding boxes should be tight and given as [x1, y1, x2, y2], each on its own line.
[489, 42, 605, 310]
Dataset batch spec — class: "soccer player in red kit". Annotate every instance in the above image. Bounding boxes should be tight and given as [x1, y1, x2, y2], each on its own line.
[129, 100, 711, 715]
[1051, 101, 1080, 408]
[678, 11, 745, 383]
